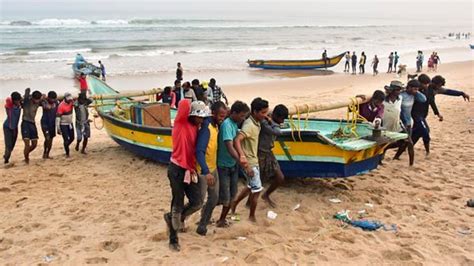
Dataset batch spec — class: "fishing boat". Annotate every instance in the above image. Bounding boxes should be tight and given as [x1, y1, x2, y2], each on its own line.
[72, 54, 102, 77]
[247, 52, 346, 70]
[88, 76, 407, 178]
[470, 44, 474, 49]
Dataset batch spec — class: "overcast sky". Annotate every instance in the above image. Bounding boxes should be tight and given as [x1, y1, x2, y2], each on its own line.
[1, 0, 472, 22]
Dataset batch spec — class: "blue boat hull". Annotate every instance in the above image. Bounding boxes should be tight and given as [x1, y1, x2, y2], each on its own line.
[111, 136, 380, 178]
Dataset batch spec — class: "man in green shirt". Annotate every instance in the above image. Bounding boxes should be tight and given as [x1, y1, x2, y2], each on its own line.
[231, 97, 269, 222]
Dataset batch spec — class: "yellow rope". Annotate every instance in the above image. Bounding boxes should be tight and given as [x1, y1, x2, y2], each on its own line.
[289, 114, 296, 142]
[304, 104, 310, 130]
[296, 105, 302, 142]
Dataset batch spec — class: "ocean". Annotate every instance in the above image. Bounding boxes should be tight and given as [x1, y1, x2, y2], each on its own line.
[0, 1, 472, 90]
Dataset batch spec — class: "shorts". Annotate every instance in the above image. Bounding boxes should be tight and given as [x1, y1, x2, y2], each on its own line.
[218, 165, 239, 206]
[76, 122, 91, 142]
[258, 150, 281, 181]
[21, 121, 38, 140]
[244, 166, 263, 193]
[412, 118, 430, 142]
[41, 122, 56, 138]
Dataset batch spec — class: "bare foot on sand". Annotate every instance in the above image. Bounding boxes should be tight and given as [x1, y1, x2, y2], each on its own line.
[262, 193, 277, 208]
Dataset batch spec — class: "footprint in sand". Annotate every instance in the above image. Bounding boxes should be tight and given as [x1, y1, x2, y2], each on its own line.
[10, 180, 27, 185]
[101, 241, 120, 252]
[85, 257, 109, 264]
[0, 187, 11, 193]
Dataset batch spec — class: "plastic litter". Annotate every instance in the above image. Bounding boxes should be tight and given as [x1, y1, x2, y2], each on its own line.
[333, 210, 396, 232]
[267, 210, 278, 220]
[221, 257, 229, 262]
[293, 203, 301, 211]
[237, 236, 247, 241]
[43, 255, 54, 263]
[365, 203, 374, 208]
[230, 214, 240, 221]
[329, 198, 342, 203]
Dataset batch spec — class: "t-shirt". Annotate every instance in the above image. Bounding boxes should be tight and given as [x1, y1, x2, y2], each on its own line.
[41, 100, 59, 127]
[258, 119, 282, 153]
[170, 99, 199, 171]
[79, 77, 88, 91]
[3, 97, 21, 130]
[359, 102, 384, 122]
[217, 117, 239, 168]
[240, 116, 261, 167]
[351, 54, 357, 65]
[196, 118, 218, 175]
[400, 91, 427, 127]
[389, 55, 394, 64]
[383, 97, 402, 132]
[57, 101, 74, 125]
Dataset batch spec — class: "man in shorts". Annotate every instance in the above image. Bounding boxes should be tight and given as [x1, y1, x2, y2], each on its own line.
[74, 93, 93, 154]
[258, 104, 288, 208]
[40, 91, 59, 159]
[231, 97, 269, 222]
[215, 101, 250, 228]
[21, 88, 43, 164]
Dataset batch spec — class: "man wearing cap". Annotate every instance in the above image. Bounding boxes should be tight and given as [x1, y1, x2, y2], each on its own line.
[382, 81, 404, 132]
[56, 93, 75, 157]
[164, 99, 209, 251]
[195, 101, 227, 236]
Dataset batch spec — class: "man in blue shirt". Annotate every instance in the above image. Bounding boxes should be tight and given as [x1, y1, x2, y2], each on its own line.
[3, 92, 22, 164]
[215, 101, 249, 228]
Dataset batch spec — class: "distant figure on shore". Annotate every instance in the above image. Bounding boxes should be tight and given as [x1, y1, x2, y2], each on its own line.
[387, 52, 394, 73]
[207, 78, 228, 105]
[176, 62, 183, 81]
[21, 88, 42, 164]
[432, 52, 440, 71]
[416, 51, 424, 72]
[344, 51, 350, 72]
[157, 86, 177, 108]
[56, 93, 75, 157]
[3, 92, 22, 164]
[393, 52, 399, 73]
[322, 50, 329, 69]
[359, 52, 366, 74]
[98, 60, 106, 81]
[427, 53, 434, 71]
[74, 93, 93, 154]
[372, 55, 379, 75]
[351, 51, 357, 75]
[40, 91, 59, 159]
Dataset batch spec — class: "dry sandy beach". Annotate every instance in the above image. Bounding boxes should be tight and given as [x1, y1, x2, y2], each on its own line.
[0, 61, 473, 265]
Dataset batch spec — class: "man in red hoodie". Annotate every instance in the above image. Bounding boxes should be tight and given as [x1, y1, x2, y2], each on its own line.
[164, 99, 210, 251]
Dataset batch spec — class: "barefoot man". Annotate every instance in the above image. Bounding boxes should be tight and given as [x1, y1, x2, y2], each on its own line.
[231, 97, 269, 222]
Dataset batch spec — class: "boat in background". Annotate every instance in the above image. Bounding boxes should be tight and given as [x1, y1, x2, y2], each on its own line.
[87, 76, 407, 178]
[72, 53, 102, 78]
[470, 44, 474, 49]
[247, 52, 346, 70]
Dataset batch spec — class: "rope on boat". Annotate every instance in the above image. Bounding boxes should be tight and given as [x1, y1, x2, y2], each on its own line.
[91, 98, 104, 130]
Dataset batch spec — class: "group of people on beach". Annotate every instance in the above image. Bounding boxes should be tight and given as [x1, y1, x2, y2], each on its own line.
[159, 70, 289, 251]
[357, 75, 469, 166]
[3, 86, 93, 164]
[343, 51, 400, 76]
